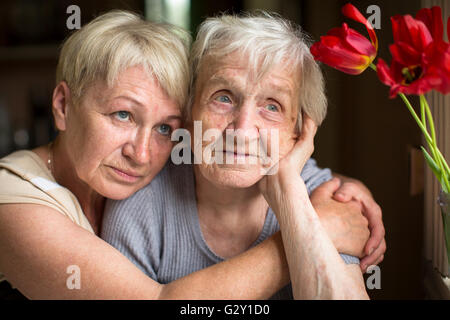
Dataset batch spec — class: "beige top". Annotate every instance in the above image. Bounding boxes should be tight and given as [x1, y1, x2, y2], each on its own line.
[0, 150, 94, 283]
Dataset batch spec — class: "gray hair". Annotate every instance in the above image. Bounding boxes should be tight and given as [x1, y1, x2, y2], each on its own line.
[56, 10, 191, 109]
[188, 11, 327, 130]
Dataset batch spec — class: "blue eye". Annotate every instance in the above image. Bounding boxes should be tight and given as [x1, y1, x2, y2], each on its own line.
[265, 104, 279, 112]
[215, 95, 232, 104]
[114, 111, 131, 122]
[157, 124, 171, 136]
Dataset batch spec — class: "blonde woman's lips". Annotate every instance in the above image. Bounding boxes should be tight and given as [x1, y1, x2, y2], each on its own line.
[108, 166, 141, 183]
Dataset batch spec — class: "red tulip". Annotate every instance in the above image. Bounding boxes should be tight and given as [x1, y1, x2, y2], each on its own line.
[376, 7, 450, 97]
[310, 3, 378, 75]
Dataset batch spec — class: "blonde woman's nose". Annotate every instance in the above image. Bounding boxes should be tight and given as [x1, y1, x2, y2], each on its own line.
[123, 128, 152, 165]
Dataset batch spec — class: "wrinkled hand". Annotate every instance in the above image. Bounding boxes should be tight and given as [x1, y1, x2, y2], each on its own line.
[311, 178, 370, 258]
[333, 178, 386, 272]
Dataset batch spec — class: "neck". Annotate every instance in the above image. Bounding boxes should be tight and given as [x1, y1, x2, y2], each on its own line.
[49, 137, 105, 234]
[194, 165, 268, 258]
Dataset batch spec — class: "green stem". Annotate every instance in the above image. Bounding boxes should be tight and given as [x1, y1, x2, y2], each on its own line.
[420, 95, 438, 162]
[398, 93, 433, 144]
[420, 96, 426, 126]
[421, 95, 450, 192]
[369, 63, 377, 71]
[421, 96, 437, 143]
[438, 148, 450, 175]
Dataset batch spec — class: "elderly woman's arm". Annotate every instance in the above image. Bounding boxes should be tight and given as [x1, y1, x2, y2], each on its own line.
[262, 175, 369, 299]
[259, 115, 369, 299]
[0, 203, 289, 299]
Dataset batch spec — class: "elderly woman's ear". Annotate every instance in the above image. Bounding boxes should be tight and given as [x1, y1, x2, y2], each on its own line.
[52, 81, 73, 131]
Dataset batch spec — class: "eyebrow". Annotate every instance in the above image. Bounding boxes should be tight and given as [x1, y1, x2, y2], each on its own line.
[163, 115, 182, 122]
[207, 75, 239, 91]
[112, 95, 145, 107]
[208, 75, 293, 99]
[112, 96, 182, 122]
[266, 84, 293, 98]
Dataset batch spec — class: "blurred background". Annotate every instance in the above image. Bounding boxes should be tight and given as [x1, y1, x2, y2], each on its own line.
[0, 0, 448, 299]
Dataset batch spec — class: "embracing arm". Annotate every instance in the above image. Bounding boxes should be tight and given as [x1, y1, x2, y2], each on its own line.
[0, 203, 289, 299]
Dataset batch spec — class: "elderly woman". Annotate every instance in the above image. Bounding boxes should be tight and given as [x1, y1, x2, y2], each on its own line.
[0, 10, 357, 300]
[103, 13, 386, 299]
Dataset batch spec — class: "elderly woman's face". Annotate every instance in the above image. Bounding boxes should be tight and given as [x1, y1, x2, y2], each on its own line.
[62, 66, 181, 199]
[190, 53, 301, 188]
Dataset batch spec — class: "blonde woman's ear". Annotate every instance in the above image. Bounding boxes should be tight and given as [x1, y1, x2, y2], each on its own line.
[52, 81, 72, 131]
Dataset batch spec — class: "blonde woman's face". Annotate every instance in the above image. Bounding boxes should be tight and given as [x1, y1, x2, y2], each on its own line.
[64, 66, 181, 199]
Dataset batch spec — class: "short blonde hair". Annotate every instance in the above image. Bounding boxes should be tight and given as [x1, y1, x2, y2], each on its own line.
[189, 11, 327, 130]
[56, 10, 191, 108]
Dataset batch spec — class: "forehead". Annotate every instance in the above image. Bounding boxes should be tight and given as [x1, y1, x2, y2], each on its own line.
[81, 66, 180, 114]
[198, 52, 300, 92]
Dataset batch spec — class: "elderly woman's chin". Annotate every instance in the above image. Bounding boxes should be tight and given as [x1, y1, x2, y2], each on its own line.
[197, 163, 264, 189]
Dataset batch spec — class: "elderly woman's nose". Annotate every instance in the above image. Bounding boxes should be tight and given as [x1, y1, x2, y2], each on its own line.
[231, 107, 259, 139]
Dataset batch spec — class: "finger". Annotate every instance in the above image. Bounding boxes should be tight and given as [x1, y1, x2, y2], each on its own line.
[374, 254, 384, 266]
[364, 255, 384, 273]
[362, 202, 384, 256]
[297, 113, 317, 144]
[364, 229, 385, 257]
[317, 177, 342, 196]
[289, 115, 317, 169]
[361, 242, 383, 269]
[360, 239, 386, 269]
[333, 183, 356, 203]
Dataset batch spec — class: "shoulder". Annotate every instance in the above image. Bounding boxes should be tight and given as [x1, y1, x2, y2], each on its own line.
[0, 150, 59, 206]
[0, 150, 93, 233]
[104, 161, 194, 218]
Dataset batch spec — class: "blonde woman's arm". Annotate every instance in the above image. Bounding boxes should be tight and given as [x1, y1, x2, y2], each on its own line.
[0, 203, 288, 299]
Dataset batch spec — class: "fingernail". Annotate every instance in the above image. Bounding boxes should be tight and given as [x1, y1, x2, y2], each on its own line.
[368, 248, 374, 255]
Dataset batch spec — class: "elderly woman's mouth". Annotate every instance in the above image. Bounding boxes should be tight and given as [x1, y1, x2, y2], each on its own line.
[222, 150, 259, 163]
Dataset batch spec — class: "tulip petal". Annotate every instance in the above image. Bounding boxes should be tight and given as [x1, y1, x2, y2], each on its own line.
[311, 36, 372, 75]
[389, 42, 421, 66]
[376, 59, 396, 87]
[416, 6, 443, 41]
[424, 41, 450, 94]
[342, 3, 378, 50]
[391, 15, 433, 51]
[327, 24, 376, 57]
